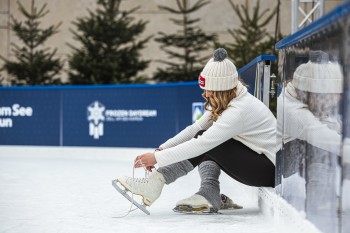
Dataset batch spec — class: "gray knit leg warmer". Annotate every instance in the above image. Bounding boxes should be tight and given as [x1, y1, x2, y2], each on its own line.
[196, 160, 221, 211]
[157, 160, 194, 185]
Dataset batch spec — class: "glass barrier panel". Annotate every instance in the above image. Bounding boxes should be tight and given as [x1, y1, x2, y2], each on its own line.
[277, 19, 344, 233]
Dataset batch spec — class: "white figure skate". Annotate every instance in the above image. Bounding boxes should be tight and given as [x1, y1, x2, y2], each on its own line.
[173, 193, 242, 214]
[173, 194, 218, 214]
[112, 171, 165, 215]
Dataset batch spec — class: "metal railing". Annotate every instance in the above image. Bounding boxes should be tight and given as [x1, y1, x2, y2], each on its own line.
[238, 54, 276, 107]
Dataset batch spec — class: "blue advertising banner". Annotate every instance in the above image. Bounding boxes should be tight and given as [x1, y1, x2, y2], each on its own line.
[0, 88, 61, 145]
[0, 82, 203, 148]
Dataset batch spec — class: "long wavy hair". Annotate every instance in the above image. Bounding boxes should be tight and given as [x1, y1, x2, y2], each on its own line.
[202, 88, 237, 121]
[294, 89, 340, 120]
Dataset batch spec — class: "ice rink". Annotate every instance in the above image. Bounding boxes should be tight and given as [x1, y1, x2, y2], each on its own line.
[0, 146, 273, 233]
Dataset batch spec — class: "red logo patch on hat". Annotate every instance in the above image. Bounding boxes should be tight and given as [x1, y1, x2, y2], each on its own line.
[199, 75, 205, 88]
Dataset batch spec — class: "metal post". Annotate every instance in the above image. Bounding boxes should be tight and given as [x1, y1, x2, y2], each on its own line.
[255, 62, 263, 100]
[262, 61, 271, 107]
[291, 0, 299, 34]
[291, 0, 325, 33]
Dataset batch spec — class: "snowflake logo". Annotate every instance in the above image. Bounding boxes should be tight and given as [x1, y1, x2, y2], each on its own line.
[88, 101, 105, 125]
[87, 101, 105, 139]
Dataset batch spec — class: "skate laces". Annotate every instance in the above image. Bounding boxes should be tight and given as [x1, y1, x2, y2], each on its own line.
[133, 159, 150, 180]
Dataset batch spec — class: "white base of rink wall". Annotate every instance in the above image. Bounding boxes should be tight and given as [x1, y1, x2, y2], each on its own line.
[258, 187, 321, 233]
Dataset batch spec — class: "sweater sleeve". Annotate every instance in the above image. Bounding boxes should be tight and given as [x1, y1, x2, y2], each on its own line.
[298, 111, 341, 155]
[155, 107, 243, 167]
[159, 110, 212, 149]
[283, 103, 341, 155]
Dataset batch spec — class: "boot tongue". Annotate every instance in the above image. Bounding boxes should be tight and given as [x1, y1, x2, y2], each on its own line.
[152, 171, 166, 183]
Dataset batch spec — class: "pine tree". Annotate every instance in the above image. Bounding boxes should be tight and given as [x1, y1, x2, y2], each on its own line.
[220, 0, 281, 116]
[153, 0, 217, 83]
[0, 0, 63, 85]
[220, 0, 278, 69]
[68, 0, 150, 84]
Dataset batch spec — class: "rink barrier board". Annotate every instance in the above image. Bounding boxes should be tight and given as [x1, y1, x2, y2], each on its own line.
[0, 55, 276, 147]
[0, 82, 203, 147]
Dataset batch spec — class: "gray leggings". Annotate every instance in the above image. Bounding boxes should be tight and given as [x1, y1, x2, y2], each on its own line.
[188, 130, 275, 187]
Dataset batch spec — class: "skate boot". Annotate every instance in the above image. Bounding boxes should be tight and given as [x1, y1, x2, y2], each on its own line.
[174, 194, 217, 213]
[173, 160, 221, 214]
[220, 194, 243, 210]
[117, 171, 165, 206]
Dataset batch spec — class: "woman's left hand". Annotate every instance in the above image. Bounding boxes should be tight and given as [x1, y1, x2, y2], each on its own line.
[134, 152, 157, 169]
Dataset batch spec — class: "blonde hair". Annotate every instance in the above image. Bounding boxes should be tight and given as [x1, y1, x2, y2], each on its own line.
[202, 88, 237, 121]
[294, 88, 340, 120]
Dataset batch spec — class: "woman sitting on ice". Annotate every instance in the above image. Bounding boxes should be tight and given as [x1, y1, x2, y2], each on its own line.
[117, 48, 277, 213]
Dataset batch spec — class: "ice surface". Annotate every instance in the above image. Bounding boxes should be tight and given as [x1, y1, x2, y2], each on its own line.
[0, 146, 273, 233]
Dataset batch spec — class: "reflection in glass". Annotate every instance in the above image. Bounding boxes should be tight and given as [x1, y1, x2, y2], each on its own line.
[342, 53, 350, 232]
[342, 138, 350, 233]
[277, 51, 343, 233]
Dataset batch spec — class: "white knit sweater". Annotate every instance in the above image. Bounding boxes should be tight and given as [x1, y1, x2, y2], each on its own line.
[155, 83, 277, 167]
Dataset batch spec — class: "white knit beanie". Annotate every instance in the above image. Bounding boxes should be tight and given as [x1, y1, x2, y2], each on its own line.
[292, 61, 343, 93]
[199, 48, 238, 91]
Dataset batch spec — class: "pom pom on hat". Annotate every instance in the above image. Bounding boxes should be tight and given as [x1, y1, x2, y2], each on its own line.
[213, 48, 228, 61]
[199, 48, 238, 91]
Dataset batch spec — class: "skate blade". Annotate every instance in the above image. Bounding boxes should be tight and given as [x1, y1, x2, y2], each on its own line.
[112, 179, 150, 215]
[173, 205, 220, 215]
